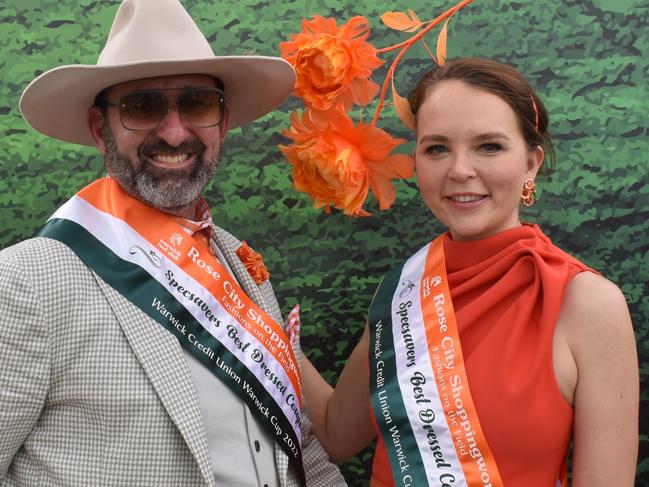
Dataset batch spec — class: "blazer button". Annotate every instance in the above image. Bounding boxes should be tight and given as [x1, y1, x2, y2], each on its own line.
[254, 440, 261, 452]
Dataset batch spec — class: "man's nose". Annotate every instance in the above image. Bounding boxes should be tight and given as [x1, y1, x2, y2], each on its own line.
[153, 109, 192, 147]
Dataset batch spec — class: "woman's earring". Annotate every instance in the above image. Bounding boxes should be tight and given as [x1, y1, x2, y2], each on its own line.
[521, 178, 537, 206]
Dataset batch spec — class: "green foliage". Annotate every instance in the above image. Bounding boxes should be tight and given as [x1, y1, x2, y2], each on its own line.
[1, 0, 647, 484]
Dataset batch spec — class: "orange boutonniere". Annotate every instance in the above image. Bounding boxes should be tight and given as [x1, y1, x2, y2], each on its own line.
[279, 0, 475, 216]
[236, 242, 270, 285]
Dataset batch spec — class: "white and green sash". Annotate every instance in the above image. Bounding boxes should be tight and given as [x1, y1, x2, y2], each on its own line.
[369, 236, 503, 487]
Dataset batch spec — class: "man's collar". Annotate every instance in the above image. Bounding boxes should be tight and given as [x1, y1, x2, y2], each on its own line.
[171, 196, 213, 243]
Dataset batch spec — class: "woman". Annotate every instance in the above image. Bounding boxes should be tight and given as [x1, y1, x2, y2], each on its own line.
[302, 58, 638, 486]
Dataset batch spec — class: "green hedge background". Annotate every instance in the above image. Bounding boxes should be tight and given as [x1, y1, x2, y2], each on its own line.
[1, 0, 647, 484]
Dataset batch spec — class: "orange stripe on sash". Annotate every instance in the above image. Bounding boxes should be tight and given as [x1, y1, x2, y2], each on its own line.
[420, 236, 503, 486]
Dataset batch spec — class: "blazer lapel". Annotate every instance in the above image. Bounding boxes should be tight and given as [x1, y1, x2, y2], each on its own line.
[210, 226, 284, 324]
[94, 274, 215, 487]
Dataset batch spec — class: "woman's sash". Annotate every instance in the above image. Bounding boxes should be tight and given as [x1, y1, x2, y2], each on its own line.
[36, 178, 305, 485]
[369, 236, 503, 487]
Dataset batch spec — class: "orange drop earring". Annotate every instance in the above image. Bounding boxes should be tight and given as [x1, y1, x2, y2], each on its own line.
[521, 178, 537, 206]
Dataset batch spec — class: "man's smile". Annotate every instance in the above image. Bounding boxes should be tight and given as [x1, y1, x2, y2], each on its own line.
[150, 153, 191, 164]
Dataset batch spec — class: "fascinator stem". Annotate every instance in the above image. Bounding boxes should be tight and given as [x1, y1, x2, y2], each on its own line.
[372, 44, 411, 126]
[376, 0, 475, 55]
[371, 0, 475, 126]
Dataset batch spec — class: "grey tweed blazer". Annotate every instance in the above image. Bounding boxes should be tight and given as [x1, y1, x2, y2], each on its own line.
[0, 226, 346, 487]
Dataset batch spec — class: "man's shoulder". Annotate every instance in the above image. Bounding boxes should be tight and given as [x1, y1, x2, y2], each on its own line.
[0, 237, 86, 276]
[2, 235, 72, 256]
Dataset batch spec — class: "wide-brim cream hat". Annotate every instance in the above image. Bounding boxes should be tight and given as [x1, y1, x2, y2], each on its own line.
[19, 0, 296, 146]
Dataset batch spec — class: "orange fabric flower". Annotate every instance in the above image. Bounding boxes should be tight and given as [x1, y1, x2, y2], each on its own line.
[279, 108, 413, 216]
[236, 242, 270, 285]
[280, 16, 383, 112]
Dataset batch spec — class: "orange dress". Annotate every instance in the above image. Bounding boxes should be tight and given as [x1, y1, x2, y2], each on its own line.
[371, 224, 592, 486]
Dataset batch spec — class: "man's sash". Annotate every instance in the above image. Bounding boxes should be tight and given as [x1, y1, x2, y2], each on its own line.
[369, 236, 504, 487]
[36, 178, 305, 485]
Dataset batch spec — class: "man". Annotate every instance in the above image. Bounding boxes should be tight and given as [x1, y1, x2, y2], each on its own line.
[0, 0, 346, 486]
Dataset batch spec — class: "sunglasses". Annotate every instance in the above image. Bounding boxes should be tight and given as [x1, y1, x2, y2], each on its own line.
[104, 87, 226, 131]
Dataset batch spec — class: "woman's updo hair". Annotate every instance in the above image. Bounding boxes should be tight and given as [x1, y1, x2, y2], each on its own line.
[408, 57, 556, 175]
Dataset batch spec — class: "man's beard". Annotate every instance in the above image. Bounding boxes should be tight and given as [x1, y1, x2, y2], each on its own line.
[102, 124, 219, 213]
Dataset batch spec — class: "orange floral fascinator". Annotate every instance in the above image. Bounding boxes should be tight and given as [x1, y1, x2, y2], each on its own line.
[280, 16, 383, 112]
[236, 242, 270, 285]
[279, 0, 475, 216]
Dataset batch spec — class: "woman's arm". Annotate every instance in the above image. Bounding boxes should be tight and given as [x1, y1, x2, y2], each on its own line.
[301, 324, 376, 462]
[561, 272, 639, 486]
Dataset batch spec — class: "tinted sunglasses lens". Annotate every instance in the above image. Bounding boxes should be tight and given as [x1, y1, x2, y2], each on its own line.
[179, 89, 224, 128]
[119, 92, 168, 130]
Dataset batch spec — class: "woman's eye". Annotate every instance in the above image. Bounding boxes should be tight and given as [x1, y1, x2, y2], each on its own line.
[424, 144, 447, 155]
[479, 143, 503, 153]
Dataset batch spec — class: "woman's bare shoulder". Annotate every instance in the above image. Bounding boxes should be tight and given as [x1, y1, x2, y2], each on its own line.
[561, 271, 632, 339]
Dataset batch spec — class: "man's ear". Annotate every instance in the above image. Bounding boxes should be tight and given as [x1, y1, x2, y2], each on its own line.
[88, 106, 107, 155]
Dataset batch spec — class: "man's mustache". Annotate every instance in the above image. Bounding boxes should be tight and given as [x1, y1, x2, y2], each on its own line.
[138, 139, 205, 158]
